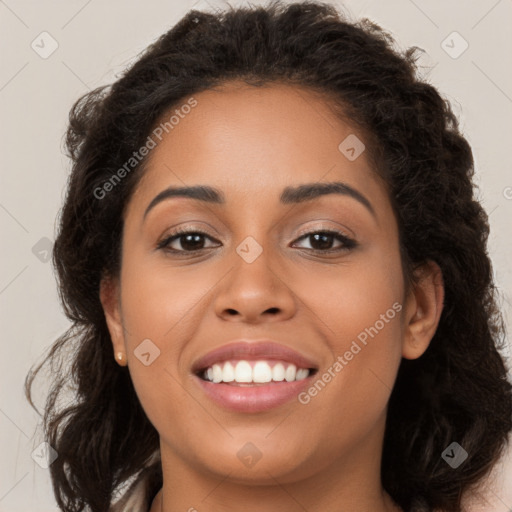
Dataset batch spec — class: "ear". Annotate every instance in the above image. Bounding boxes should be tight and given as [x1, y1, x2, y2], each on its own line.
[401, 260, 444, 360]
[99, 274, 126, 357]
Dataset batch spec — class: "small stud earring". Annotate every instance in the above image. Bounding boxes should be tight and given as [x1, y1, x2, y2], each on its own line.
[115, 352, 127, 366]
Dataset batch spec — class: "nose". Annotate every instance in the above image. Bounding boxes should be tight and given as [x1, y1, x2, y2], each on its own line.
[213, 247, 297, 324]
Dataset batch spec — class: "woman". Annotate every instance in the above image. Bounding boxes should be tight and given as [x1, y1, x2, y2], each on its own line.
[26, 1, 512, 511]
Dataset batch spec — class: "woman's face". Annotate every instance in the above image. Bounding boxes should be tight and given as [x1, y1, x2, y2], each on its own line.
[102, 82, 441, 487]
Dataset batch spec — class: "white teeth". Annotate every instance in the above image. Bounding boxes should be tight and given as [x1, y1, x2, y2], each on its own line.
[272, 363, 285, 381]
[234, 361, 252, 382]
[212, 364, 223, 383]
[285, 364, 297, 382]
[253, 361, 272, 383]
[202, 360, 311, 384]
[222, 361, 235, 382]
[296, 368, 309, 381]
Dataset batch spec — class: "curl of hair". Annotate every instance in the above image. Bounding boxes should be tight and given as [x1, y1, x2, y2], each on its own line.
[26, 1, 512, 511]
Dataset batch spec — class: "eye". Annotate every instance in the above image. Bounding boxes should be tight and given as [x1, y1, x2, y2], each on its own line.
[291, 230, 357, 253]
[156, 229, 220, 253]
[156, 228, 357, 254]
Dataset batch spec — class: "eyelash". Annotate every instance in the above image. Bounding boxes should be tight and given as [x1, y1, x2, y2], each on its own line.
[156, 227, 357, 255]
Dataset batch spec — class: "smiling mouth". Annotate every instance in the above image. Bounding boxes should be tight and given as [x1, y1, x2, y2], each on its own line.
[196, 359, 318, 386]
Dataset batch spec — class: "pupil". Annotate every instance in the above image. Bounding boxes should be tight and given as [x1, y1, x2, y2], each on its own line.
[311, 233, 332, 250]
[182, 234, 203, 250]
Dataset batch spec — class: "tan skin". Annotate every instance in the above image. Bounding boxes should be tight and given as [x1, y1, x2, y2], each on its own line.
[100, 82, 444, 512]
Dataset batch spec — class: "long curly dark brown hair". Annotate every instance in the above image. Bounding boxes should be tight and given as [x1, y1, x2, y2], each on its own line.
[25, 1, 512, 511]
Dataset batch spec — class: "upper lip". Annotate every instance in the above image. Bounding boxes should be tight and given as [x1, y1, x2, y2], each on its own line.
[191, 340, 320, 374]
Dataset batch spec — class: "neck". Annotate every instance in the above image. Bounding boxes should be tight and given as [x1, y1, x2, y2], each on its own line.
[149, 422, 403, 512]
[150, 484, 402, 512]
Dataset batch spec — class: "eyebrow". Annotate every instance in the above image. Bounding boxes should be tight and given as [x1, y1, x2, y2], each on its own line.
[143, 181, 375, 220]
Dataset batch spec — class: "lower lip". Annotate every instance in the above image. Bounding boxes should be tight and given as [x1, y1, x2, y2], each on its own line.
[194, 375, 314, 413]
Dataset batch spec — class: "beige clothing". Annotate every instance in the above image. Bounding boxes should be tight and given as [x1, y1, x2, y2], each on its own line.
[110, 475, 149, 512]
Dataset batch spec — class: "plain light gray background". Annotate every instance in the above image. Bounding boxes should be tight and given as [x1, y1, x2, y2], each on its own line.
[1, 0, 511, 510]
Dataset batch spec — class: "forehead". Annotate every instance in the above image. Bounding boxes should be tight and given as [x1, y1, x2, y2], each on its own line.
[126, 82, 386, 216]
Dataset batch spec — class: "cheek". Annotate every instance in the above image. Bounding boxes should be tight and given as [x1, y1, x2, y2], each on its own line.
[296, 240, 405, 418]
[119, 247, 209, 341]
[304, 239, 404, 344]
[117, 252, 206, 427]
[116, 238, 228, 401]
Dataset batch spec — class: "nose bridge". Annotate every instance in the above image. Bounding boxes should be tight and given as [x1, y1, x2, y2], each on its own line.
[235, 234, 278, 287]
[229, 201, 276, 268]
[213, 231, 296, 322]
